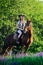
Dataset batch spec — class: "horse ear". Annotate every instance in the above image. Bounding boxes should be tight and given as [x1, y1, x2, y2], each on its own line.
[27, 20, 32, 24]
[28, 20, 32, 22]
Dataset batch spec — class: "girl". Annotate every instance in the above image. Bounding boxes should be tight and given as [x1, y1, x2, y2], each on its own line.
[16, 14, 26, 39]
[14, 14, 26, 43]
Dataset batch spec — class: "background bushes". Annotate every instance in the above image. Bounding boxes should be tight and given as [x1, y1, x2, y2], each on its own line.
[0, 0, 43, 53]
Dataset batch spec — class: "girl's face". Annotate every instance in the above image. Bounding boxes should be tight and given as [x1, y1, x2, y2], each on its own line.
[20, 16, 25, 21]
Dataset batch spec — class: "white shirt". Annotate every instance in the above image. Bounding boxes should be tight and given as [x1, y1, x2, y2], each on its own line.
[17, 20, 26, 30]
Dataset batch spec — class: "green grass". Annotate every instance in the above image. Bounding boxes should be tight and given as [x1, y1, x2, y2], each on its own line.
[0, 55, 43, 65]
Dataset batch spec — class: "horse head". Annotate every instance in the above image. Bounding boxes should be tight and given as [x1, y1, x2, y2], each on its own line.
[24, 20, 32, 33]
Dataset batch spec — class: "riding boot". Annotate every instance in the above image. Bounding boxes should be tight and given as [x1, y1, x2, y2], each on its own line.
[16, 37, 20, 44]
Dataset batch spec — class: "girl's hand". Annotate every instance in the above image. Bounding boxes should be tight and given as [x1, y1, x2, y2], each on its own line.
[17, 27, 23, 30]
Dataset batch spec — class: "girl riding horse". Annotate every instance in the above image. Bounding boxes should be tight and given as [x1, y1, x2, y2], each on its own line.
[14, 14, 26, 44]
[1, 19, 33, 55]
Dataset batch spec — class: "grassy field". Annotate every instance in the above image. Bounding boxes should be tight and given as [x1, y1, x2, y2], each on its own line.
[0, 53, 43, 65]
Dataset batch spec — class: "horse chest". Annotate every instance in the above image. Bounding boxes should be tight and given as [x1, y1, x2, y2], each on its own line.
[22, 35, 29, 43]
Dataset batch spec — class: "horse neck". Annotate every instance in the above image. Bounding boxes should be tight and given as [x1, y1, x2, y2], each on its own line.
[24, 31, 29, 39]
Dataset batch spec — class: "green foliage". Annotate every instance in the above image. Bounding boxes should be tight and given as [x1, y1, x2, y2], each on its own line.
[0, 56, 43, 65]
[0, 0, 43, 52]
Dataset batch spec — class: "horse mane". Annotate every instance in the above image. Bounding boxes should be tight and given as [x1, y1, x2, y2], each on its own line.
[26, 20, 33, 43]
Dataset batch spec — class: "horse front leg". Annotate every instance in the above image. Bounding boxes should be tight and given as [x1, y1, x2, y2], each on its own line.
[24, 41, 31, 53]
[24, 45, 29, 53]
[6, 45, 14, 55]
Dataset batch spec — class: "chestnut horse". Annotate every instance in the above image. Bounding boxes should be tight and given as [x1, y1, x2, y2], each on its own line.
[1, 21, 33, 55]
